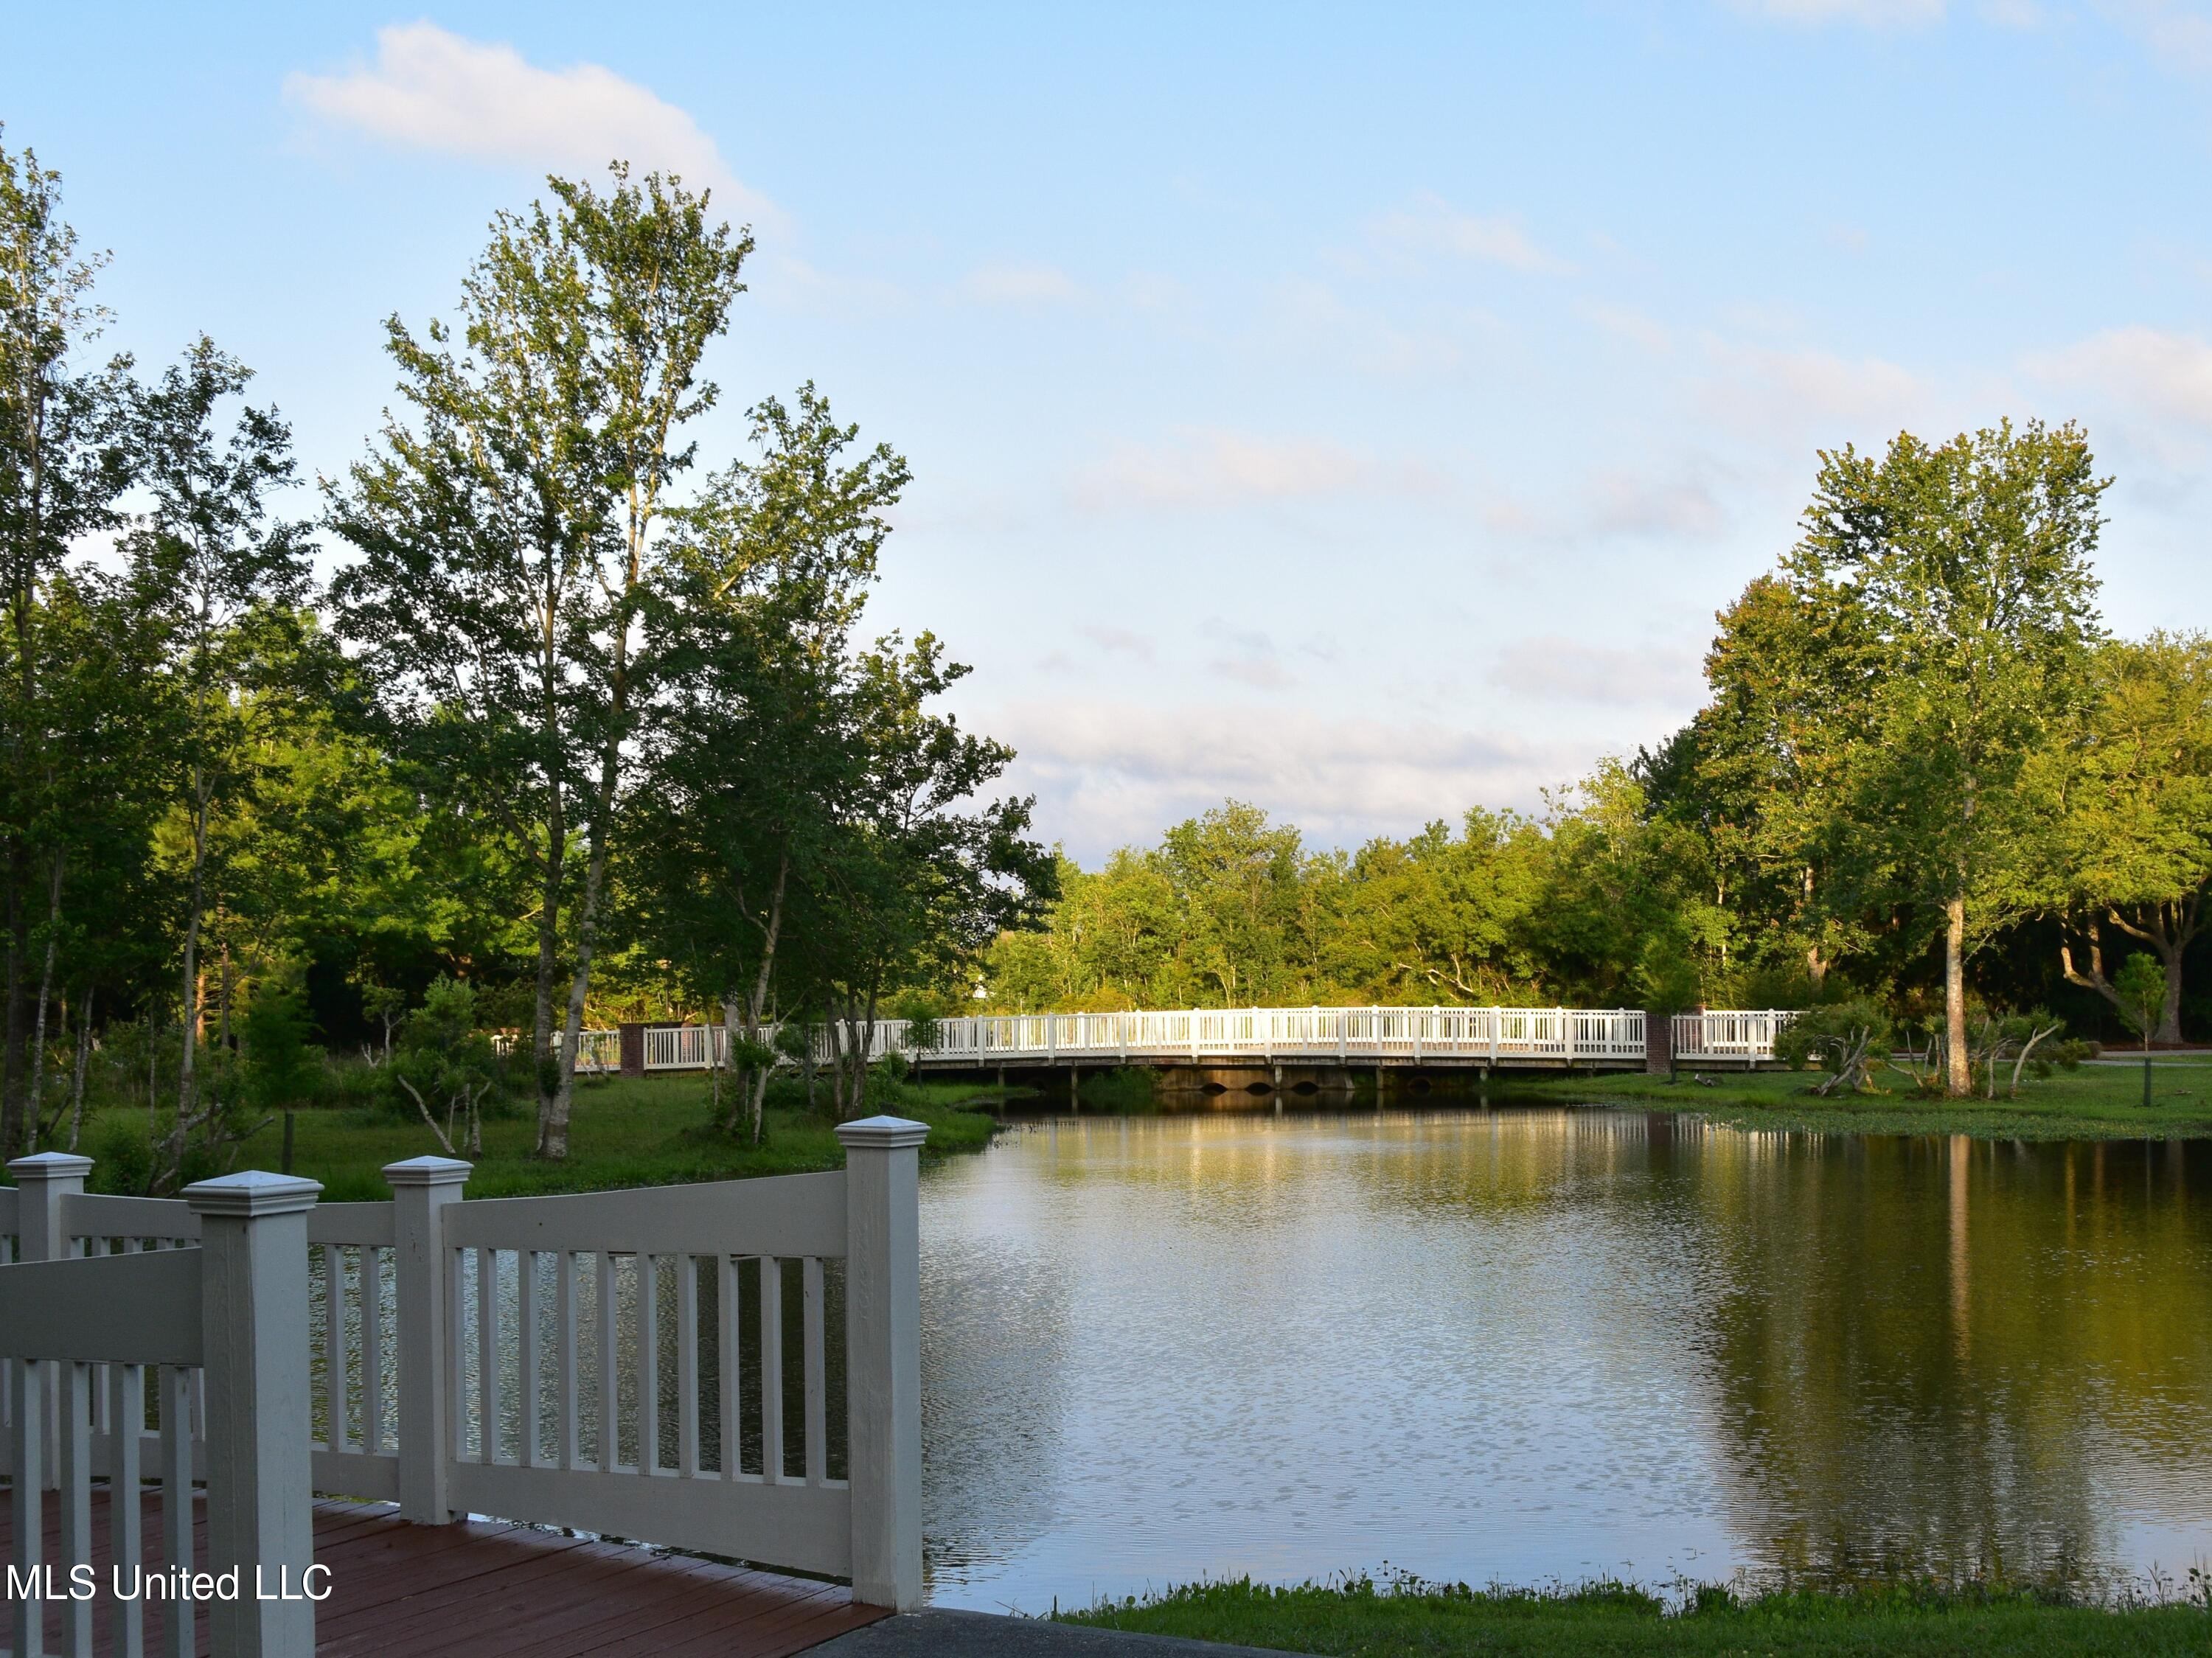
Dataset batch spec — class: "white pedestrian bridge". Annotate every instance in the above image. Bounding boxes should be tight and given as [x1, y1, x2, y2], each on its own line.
[567, 1007, 1798, 1076]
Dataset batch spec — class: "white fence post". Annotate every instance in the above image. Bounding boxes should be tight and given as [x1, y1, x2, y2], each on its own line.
[835, 1115, 926, 1612]
[386, 1155, 473, 1523]
[184, 1170, 322, 1658]
[10, 1150, 88, 1507]
[9, 1151, 88, 1264]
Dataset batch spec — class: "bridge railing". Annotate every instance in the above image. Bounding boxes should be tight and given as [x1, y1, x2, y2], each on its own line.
[1672, 1009, 1798, 1062]
[515, 1006, 1796, 1072]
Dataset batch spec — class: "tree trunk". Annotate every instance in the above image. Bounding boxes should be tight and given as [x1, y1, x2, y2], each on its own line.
[742, 857, 789, 1146]
[26, 851, 61, 1143]
[1, 837, 24, 1157]
[532, 782, 565, 1144]
[177, 779, 209, 1137]
[65, 984, 92, 1152]
[1944, 894, 1969, 1097]
[2105, 901, 2197, 1046]
[720, 993, 744, 1133]
[543, 809, 613, 1161]
[2059, 915, 2125, 1027]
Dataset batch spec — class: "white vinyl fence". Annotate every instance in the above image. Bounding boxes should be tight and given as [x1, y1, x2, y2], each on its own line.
[2, 1159, 319, 1658]
[533, 1006, 1798, 1072]
[1, 1120, 928, 1656]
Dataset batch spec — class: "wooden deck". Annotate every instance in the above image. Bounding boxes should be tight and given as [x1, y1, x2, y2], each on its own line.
[3, 1488, 889, 1656]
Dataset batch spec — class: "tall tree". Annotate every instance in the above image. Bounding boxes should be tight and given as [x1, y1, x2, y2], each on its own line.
[1790, 421, 2105, 1095]
[125, 338, 311, 1171]
[0, 130, 131, 1152]
[633, 386, 907, 1139]
[333, 164, 751, 1159]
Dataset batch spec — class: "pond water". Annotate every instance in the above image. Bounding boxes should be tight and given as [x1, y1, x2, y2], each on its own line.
[917, 1108, 2212, 1612]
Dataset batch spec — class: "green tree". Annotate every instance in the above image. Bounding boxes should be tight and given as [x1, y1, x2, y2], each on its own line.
[2112, 952, 2166, 1054]
[2042, 633, 2212, 1043]
[1153, 801, 1310, 1005]
[390, 975, 500, 1158]
[0, 130, 133, 1152]
[125, 338, 312, 1160]
[632, 386, 907, 1139]
[1788, 422, 2105, 1096]
[332, 164, 751, 1160]
[810, 635, 1052, 1115]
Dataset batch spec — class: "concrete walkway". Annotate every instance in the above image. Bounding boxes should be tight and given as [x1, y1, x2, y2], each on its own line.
[802, 1607, 1288, 1656]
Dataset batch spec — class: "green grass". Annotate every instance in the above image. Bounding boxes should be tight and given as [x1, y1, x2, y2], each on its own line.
[1058, 1573, 2212, 1656]
[1495, 1056, 2212, 1140]
[74, 1073, 1008, 1201]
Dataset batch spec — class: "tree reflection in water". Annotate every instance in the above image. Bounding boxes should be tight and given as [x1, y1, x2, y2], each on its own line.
[914, 1112, 2212, 1612]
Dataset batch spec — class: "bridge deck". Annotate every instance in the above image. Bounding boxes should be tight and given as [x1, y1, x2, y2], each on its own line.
[1, 1487, 886, 1657]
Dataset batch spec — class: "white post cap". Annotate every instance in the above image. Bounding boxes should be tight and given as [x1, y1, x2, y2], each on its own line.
[382, 1155, 475, 1188]
[7, 1151, 93, 1182]
[834, 1115, 931, 1152]
[184, 1169, 323, 1218]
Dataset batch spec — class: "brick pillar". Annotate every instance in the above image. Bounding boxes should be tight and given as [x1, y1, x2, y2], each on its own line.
[619, 1021, 645, 1078]
[1646, 1012, 1672, 1076]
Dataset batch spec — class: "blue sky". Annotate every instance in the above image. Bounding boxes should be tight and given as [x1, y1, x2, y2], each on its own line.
[7, 2, 2211, 859]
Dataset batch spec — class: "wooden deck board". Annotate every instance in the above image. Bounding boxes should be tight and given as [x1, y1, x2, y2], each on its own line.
[0, 1487, 888, 1657]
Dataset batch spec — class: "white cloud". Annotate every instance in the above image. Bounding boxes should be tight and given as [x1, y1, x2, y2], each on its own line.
[1585, 467, 1728, 539]
[961, 263, 1080, 304]
[1067, 427, 1436, 512]
[1486, 639, 1705, 708]
[285, 24, 769, 217]
[2101, 1, 2212, 73]
[1694, 336, 1930, 445]
[1584, 303, 1673, 354]
[990, 700, 1582, 857]
[2028, 326, 2212, 428]
[1077, 625, 1156, 661]
[1369, 194, 1571, 276]
[1472, 459, 1730, 545]
[1728, 0, 1946, 24]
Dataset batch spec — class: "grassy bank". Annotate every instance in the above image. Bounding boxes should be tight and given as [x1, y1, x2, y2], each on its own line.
[71, 1073, 1008, 1201]
[1492, 1056, 2212, 1139]
[1059, 1574, 2212, 1656]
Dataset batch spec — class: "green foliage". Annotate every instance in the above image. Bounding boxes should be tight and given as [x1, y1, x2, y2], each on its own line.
[2113, 954, 2166, 1048]
[388, 976, 501, 1157]
[986, 777, 1725, 1014]
[1774, 999, 1891, 1096]
[239, 974, 322, 1113]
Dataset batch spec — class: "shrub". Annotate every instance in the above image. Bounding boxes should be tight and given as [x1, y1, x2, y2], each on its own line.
[1775, 999, 1891, 1096]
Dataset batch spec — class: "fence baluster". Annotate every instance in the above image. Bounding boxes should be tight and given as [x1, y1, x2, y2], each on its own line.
[759, 1255, 784, 1481]
[802, 1256, 827, 1485]
[110, 1362, 144, 1658]
[639, 1253, 660, 1474]
[476, 1247, 500, 1463]
[717, 1255, 741, 1480]
[364, 1245, 386, 1456]
[557, 1250, 579, 1469]
[161, 1365, 193, 1658]
[58, 1360, 91, 1658]
[7, 1356, 42, 1658]
[596, 1251, 618, 1471]
[678, 1255, 700, 1477]
[520, 1250, 542, 1466]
